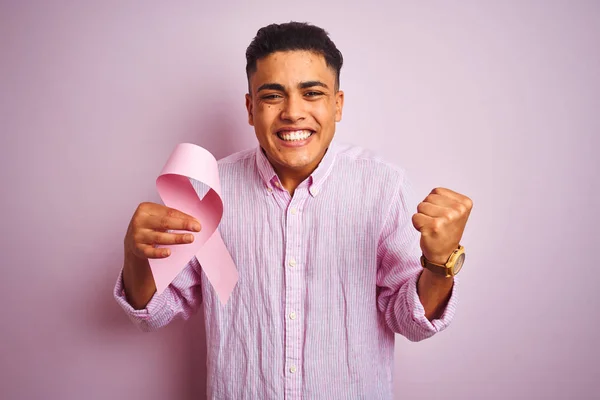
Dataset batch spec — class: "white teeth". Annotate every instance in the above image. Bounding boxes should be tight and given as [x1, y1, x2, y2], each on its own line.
[277, 130, 313, 141]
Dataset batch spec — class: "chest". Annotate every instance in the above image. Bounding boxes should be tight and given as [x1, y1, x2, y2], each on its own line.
[217, 183, 383, 297]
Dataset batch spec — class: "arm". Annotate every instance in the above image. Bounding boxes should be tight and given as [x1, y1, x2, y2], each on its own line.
[114, 256, 203, 332]
[114, 201, 204, 331]
[418, 269, 454, 320]
[122, 252, 156, 310]
[376, 174, 459, 342]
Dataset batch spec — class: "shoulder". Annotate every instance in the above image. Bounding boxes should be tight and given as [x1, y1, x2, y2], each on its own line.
[215, 147, 261, 193]
[216, 147, 258, 179]
[217, 147, 255, 167]
[332, 141, 408, 185]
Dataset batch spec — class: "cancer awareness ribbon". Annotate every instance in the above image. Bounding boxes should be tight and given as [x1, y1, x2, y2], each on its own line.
[147, 143, 238, 305]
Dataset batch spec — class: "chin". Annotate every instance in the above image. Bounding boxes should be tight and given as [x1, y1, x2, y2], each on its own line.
[278, 156, 314, 170]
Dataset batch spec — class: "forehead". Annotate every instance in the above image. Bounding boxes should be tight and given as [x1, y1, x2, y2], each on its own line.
[251, 50, 336, 88]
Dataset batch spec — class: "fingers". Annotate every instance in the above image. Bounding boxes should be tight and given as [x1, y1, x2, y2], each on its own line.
[126, 202, 202, 261]
[140, 202, 196, 219]
[413, 188, 473, 241]
[419, 190, 473, 221]
[413, 190, 467, 233]
[137, 202, 201, 230]
[416, 201, 448, 218]
[155, 205, 201, 225]
[131, 231, 196, 259]
[430, 188, 473, 211]
[145, 214, 201, 232]
[422, 193, 460, 208]
[412, 213, 435, 232]
[135, 230, 195, 246]
[136, 244, 171, 259]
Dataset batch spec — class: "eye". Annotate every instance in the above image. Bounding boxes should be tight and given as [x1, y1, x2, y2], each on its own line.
[262, 94, 282, 100]
[305, 91, 323, 97]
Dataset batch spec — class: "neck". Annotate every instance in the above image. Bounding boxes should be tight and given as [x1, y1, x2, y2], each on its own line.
[277, 167, 312, 196]
[264, 148, 328, 196]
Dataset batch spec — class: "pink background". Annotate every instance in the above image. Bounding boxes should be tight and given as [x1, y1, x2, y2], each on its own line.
[1, 1, 598, 399]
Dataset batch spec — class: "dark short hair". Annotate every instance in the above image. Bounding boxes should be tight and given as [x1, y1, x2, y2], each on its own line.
[245, 21, 344, 92]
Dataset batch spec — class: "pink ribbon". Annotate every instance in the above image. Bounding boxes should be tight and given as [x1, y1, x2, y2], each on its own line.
[148, 143, 238, 305]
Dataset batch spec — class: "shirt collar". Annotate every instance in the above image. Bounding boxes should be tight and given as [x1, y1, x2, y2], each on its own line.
[255, 136, 339, 197]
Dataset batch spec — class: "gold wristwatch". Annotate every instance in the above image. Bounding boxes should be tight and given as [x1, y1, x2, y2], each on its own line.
[420, 245, 466, 277]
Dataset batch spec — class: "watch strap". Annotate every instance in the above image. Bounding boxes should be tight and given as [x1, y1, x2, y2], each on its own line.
[420, 255, 453, 277]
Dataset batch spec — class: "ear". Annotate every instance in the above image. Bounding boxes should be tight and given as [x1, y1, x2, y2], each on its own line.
[334, 90, 344, 123]
[245, 93, 254, 126]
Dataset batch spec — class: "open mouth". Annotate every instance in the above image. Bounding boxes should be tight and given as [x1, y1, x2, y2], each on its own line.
[276, 129, 315, 142]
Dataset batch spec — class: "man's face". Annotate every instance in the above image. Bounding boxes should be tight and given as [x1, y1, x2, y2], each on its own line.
[245, 51, 344, 177]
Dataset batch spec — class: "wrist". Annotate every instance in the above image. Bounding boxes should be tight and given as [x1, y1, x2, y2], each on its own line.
[417, 269, 454, 320]
[420, 268, 454, 286]
[122, 252, 156, 310]
[422, 250, 453, 266]
[421, 245, 466, 278]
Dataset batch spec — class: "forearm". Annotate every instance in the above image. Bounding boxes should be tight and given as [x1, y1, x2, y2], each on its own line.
[122, 252, 157, 310]
[417, 268, 454, 321]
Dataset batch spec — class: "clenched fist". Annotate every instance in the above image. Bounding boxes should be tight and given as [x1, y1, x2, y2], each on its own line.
[124, 202, 202, 260]
[411, 188, 473, 265]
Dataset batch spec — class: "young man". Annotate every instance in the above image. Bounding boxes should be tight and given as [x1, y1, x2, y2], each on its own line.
[115, 22, 473, 399]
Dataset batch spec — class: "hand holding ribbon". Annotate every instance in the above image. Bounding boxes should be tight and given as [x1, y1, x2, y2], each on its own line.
[146, 143, 239, 305]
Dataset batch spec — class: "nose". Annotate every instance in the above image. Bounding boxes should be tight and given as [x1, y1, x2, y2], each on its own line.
[280, 94, 305, 122]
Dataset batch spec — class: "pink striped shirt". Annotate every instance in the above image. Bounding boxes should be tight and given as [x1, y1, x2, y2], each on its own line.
[114, 139, 458, 399]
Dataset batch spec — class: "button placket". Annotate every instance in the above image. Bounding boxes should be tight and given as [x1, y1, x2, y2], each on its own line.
[283, 193, 306, 397]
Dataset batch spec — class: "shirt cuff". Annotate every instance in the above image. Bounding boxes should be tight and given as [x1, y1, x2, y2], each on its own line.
[113, 268, 172, 331]
[405, 271, 459, 335]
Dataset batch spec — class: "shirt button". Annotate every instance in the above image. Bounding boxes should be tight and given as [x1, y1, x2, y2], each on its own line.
[288, 258, 296, 267]
[289, 365, 297, 374]
[266, 187, 272, 193]
[290, 207, 297, 215]
[310, 187, 318, 196]
[275, 182, 282, 189]
[289, 311, 296, 320]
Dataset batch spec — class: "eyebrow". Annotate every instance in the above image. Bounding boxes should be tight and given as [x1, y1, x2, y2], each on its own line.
[299, 81, 329, 90]
[256, 80, 330, 93]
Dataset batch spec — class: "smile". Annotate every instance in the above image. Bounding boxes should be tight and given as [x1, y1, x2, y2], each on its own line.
[276, 130, 315, 141]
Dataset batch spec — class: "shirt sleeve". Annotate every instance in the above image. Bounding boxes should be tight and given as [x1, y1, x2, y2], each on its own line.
[113, 256, 204, 332]
[376, 171, 459, 342]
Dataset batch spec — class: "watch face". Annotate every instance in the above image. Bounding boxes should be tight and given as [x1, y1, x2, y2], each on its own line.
[454, 253, 466, 274]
